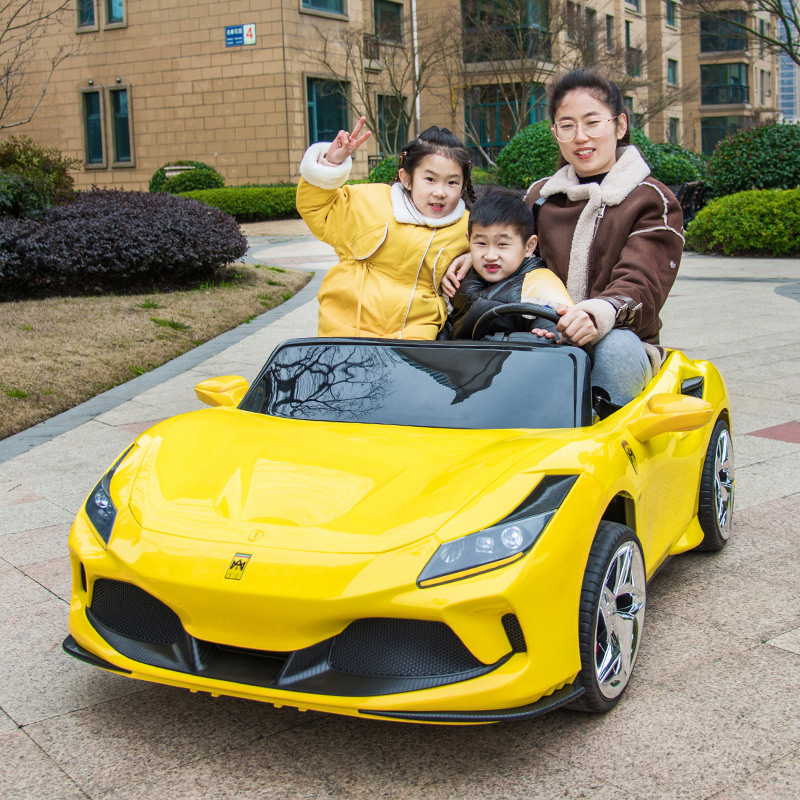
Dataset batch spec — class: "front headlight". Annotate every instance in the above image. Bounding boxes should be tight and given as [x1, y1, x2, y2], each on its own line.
[418, 475, 577, 588]
[85, 446, 133, 545]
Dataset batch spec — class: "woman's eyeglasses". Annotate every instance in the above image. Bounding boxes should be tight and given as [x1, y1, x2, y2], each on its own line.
[552, 116, 619, 143]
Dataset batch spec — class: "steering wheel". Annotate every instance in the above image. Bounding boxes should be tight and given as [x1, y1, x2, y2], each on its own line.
[471, 302, 594, 360]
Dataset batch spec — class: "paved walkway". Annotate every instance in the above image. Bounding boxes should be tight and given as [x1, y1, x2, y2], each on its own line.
[2, 232, 800, 800]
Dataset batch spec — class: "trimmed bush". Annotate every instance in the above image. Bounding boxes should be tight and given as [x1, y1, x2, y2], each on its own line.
[182, 186, 299, 222]
[472, 167, 499, 185]
[629, 128, 659, 172]
[0, 137, 77, 216]
[368, 156, 399, 184]
[496, 121, 560, 189]
[685, 188, 800, 256]
[704, 122, 800, 198]
[149, 160, 223, 193]
[162, 169, 225, 193]
[0, 189, 248, 294]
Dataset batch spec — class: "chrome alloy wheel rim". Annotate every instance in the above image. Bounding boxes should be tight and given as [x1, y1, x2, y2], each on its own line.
[715, 428, 734, 538]
[594, 541, 646, 700]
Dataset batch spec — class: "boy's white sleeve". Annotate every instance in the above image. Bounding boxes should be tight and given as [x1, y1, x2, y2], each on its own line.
[300, 142, 353, 189]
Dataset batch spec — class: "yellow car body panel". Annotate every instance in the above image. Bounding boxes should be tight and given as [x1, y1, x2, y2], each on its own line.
[65, 343, 731, 723]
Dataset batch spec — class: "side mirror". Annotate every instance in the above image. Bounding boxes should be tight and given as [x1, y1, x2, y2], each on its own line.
[195, 376, 249, 408]
[628, 393, 714, 442]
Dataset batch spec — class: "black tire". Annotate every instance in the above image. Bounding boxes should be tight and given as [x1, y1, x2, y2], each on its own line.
[696, 418, 734, 552]
[570, 521, 646, 713]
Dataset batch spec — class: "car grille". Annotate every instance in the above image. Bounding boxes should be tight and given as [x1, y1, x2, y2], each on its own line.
[329, 617, 482, 677]
[502, 613, 527, 652]
[90, 579, 182, 645]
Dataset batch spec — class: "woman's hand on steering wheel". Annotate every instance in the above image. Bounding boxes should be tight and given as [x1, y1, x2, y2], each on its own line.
[555, 305, 597, 346]
[325, 117, 371, 166]
[441, 253, 472, 298]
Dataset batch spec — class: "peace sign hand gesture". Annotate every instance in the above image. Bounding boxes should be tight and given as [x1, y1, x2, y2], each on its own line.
[324, 117, 372, 165]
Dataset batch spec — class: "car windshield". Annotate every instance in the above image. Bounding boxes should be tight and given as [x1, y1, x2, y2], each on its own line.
[240, 340, 588, 430]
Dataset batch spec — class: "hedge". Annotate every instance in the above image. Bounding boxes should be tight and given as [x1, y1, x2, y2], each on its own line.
[0, 189, 247, 294]
[685, 188, 800, 256]
[704, 122, 800, 198]
[496, 121, 560, 189]
[181, 186, 299, 222]
[368, 156, 399, 183]
[149, 160, 223, 193]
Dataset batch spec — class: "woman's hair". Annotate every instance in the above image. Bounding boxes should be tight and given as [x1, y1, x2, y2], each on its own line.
[548, 70, 631, 168]
[393, 126, 476, 207]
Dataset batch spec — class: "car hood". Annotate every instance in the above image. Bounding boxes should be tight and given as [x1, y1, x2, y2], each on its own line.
[125, 408, 569, 553]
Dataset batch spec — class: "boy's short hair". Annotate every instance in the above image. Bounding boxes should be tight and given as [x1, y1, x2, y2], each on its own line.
[467, 188, 536, 242]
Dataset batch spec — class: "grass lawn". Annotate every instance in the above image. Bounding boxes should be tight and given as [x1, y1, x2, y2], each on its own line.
[0, 263, 311, 440]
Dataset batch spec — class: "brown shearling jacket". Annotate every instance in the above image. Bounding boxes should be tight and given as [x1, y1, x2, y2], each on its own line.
[524, 145, 684, 346]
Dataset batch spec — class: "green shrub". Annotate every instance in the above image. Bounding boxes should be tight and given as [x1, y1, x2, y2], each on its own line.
[496, 121, 560, 189]
[471, 167, 499, 185]
[162, 169, 225, 193]
[182, 186, 299, 222]
[704, 122, 800, 198]
[0, 137, 77, 216]
[629, 128, 660, 172]
[685, 188, 800, 256]
[651, 144, 705, 185]
[149, 160, 223, 193]
[368, 156, 399, 184]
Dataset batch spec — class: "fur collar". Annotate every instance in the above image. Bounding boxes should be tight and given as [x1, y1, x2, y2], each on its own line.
[539, 146, 651, 206]
[390, 182, 466, 227]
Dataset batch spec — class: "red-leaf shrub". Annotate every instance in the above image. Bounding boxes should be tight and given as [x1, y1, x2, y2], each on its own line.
[0, 189, 248, 295]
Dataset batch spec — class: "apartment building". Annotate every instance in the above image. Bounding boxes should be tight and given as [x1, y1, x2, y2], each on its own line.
[777, 0, 799, 121]
[9, 0, 779, 186]
[681, 7, 779, 153]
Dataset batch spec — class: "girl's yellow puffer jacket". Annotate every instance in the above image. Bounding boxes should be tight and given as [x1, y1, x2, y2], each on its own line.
[296, 144, 469, 340]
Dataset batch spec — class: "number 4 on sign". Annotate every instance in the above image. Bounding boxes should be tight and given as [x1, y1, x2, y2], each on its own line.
[244, 24, 256, 45]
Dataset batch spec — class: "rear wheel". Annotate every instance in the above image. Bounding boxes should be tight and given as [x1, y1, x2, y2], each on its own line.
[571, 522, 646, 713]
[696, 419, 734, 552]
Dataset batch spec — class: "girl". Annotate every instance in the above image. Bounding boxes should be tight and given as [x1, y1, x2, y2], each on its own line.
[297, 118, 475, 340]
[444, 70, 684, 407]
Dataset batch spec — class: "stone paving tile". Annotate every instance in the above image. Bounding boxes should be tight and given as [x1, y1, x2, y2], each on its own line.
[20, 555, 72, 603]
[734, 451, 800, 510]
[115, 418, 169, 437]
[0, 498, 74, 536]
[0, 479, 43, 508]
[0, 707, 18, 732]
[25, 686, 318, 798]
[0, 598, 147, 726]
[0, 523, 71, 567]
[0, 730, 89, 800]
[733, 434, 800, 469]
[529, 685, 797, 800]
[95, 399, 173, 427]
[0, 558, 57, 611]
[767, 627, 800, 656]
[710, 749, 800, 800]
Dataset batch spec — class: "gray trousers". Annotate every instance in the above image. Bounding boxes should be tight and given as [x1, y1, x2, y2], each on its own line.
[591, 329, 653, 407]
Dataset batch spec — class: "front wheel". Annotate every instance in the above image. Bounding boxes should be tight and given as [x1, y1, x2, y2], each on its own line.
[696, 418, 734, 552]
[571, 522, 646, 713]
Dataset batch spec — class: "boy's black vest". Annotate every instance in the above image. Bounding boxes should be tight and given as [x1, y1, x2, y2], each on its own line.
[439, 255, 557, 340]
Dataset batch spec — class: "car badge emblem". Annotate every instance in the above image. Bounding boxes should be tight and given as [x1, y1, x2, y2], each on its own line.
[225, 553, 252, 580]
[621, 440, 638, 474]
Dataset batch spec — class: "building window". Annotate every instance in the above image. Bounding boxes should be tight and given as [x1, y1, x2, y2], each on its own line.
[605, 14, 614, 50]
[566, 1, 578, 41]
[307, 78, 347, 145]
[375, 0, 402, 41]
[760, 19, 765, 56]
[668, 117, 679, 143]
[700, 11, 747, 52]
[667, 58, 678, 86]
[461, 0, 550, 64]
[81, 89, 106, 167]
[109, 86, 133, 165]
[302, 0, 345, 14]
[76, 0, 97, 29]
[666, 0, 676, 27]
[625, 22, 641, 77]
[585, 7, 597, 59]
[464, 83, 546, 166]
[626, 0, 640, 12]
[377, 95, 406, 155]
[104, 0, 124, 25]
[701, 63, 749, 105]
[701, 116, 749, 154]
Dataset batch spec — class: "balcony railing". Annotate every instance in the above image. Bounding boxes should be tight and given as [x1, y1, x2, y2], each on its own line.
[463, 27, 551, 64]
[701, 84, 750, 104]
[700, 33, 747, 52]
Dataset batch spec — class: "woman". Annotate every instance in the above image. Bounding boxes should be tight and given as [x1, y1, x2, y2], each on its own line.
[445, 70, 684, 407]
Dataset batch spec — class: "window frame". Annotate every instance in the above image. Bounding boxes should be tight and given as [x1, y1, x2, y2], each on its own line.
[665, 0, 676, 28]
[374, 0, 403, 43]
[668, 117, 680, 144]
[305, 76, 349, 146]
[80, 87, 107, 170]
[102, 0, 126, 29]
[605, 14, 614, 51]
[667, 58, 679, 86]
[300, 0, 347, 19]
[75, 0, 98, 32]
[108, 84, 135, 168]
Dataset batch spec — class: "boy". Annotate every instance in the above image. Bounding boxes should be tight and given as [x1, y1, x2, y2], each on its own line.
[438, 189, 573, 340]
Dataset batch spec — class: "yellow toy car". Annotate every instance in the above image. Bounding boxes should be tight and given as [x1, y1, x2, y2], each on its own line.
[63, 304, 734, 723]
